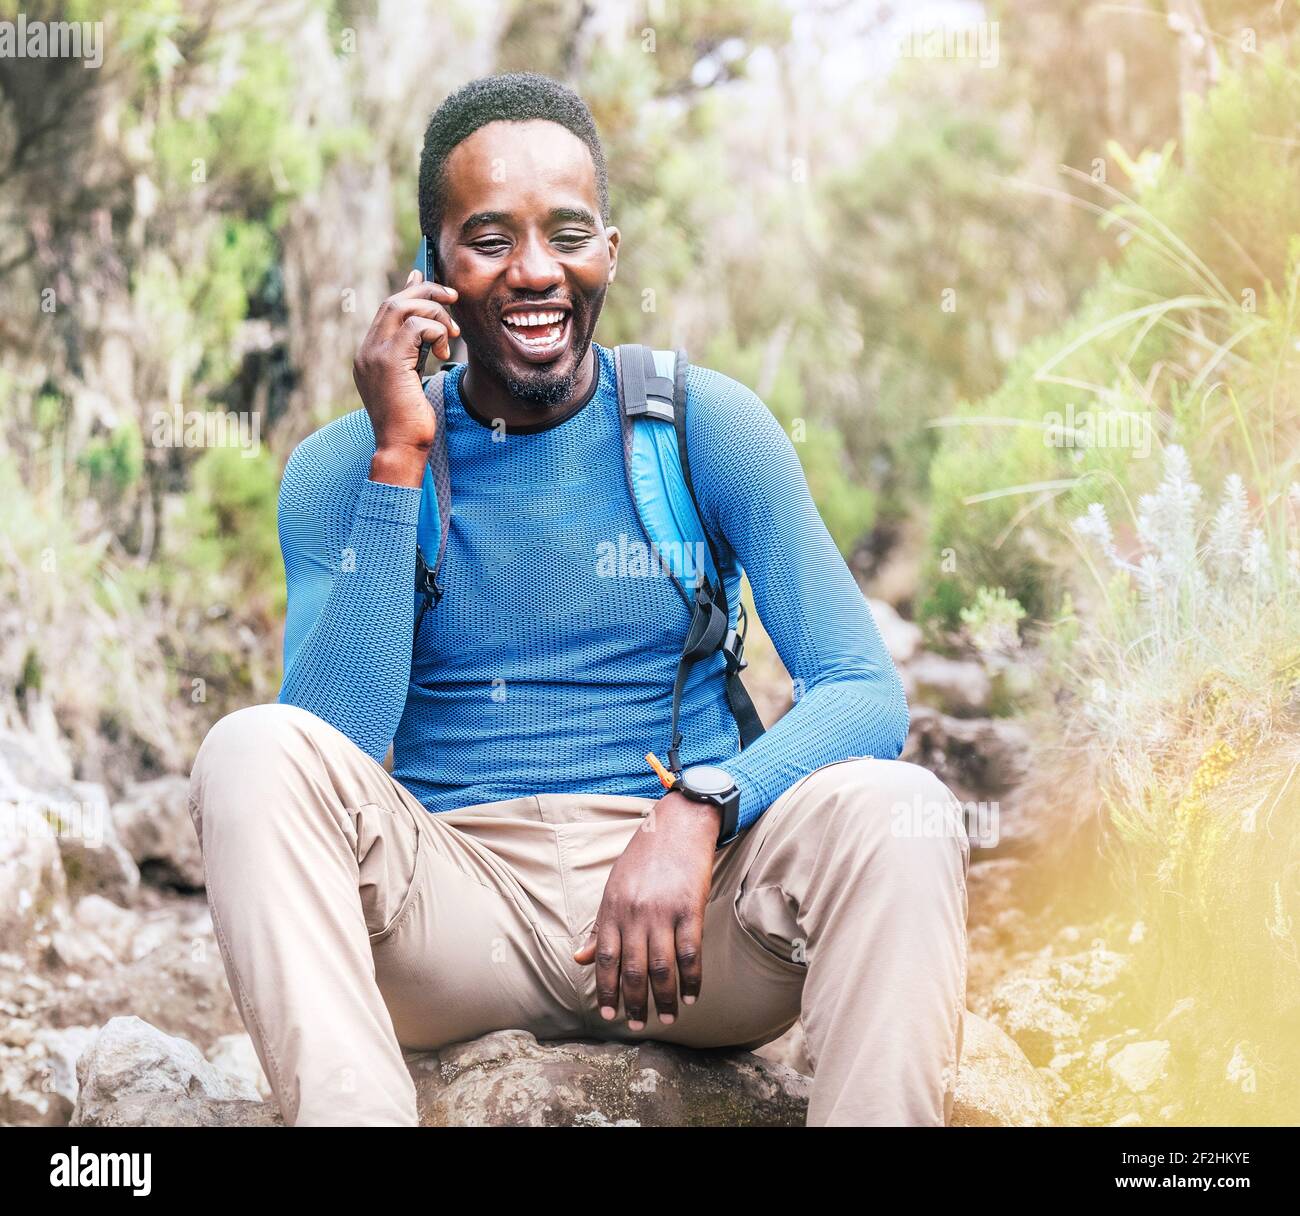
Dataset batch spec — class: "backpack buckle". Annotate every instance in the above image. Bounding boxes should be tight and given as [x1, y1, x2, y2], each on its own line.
[722, 627, 747, 675]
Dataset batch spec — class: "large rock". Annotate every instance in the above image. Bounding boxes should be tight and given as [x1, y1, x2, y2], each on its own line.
[951, 1012, 1056, 1126]
[67, 1013, 1052, 1127]
[112, 776, 205, 891]
[411, 1030, 809, 1127]
[71, 1015, 260, 1126]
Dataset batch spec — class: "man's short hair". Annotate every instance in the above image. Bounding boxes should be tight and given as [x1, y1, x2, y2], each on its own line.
[418, 72, 610, 252]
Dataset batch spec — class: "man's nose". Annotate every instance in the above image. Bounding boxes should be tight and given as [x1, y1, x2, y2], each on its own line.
[505, 236, 564, 292]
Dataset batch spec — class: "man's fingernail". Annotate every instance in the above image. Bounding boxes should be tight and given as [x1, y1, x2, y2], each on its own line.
[600, 1006, 616, 1020]
[659, 1013, 675, 1025]
[628, 1020, 644, 1031]
[683, 995, 696, 1005]
[406, 269, 418, 284]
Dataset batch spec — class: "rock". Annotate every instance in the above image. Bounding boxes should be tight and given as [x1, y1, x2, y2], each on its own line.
[1108, 1111, 1143, 1127]
[1107, 1041, 1171, 1094]
[67, 1013, 1058, 1128]
[51, 781, 139, 905]
[0, 732, 138, 908]
[71, 1015, 259, 1125]
[78, 1091, 284, 1127]
[35, 1026, 100, 1112]
[0, 800, 68, 952]
[867, 599, 922, 665]
[411, 1030, 810, 1127]
[206, 1034, 272, 1100]
[73, 894, 142, 961]
[906, 653, 992, 717]
[982, 941, 1130, 1066]
[985, 975, 1082, 1066]
[112, 776, 205, 891]
[952, 1012, 1056, 1126]
[47, 927, 117, 973]
[47, 929, 244, 1050]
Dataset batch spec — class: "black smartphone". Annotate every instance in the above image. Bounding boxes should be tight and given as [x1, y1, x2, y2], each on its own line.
[414, 235, 439, 378]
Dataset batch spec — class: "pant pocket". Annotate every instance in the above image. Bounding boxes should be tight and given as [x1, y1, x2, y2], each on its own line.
[732, 882, 809, 977]
[358, 800, 426, 944]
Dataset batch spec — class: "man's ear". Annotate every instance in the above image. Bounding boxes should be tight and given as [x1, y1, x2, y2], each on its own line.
[605, 225, 621, 285]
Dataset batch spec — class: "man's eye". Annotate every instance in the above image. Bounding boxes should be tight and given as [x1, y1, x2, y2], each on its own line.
[473, 241, 510, 255]
[554, 233, 591, 249]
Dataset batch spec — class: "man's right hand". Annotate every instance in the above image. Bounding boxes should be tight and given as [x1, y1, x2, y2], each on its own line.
[353, 268, 459, 487]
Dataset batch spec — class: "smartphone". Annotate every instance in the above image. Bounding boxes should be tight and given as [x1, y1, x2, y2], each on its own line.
[413, 235, 440, 378]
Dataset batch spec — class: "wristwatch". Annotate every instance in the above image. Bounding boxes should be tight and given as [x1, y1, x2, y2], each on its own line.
[673, 765, 741, 847]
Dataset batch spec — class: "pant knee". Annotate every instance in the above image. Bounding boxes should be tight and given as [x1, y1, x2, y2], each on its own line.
[188, 703, 323, 835]
[796, 758, 970, 882]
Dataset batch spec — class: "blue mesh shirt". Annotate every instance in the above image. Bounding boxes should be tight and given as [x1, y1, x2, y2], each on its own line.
[276, 342, 908, 833]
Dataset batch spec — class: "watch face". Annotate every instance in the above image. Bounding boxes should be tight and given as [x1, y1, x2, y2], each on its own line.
[681, 765, 736, 798]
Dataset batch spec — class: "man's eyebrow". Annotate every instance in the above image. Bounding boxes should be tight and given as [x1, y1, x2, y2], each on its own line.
[459, 210, 510, 236]
[458, 206, 599, 236]
[549, 206, 598, 227]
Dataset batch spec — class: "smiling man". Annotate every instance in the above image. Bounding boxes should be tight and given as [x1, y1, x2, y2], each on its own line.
[186, 72, 970, 1128]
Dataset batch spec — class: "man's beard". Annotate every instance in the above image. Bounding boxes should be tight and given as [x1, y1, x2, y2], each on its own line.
[466, 288, 603, 411]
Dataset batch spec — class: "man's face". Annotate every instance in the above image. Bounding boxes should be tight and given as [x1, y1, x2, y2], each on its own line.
[437, 119, 619, 408]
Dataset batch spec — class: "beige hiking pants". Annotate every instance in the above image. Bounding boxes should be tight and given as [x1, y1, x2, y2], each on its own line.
[186, 703, 969, 1127]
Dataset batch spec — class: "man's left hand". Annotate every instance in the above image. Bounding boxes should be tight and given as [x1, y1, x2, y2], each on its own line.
[572, 792, 720, 1029]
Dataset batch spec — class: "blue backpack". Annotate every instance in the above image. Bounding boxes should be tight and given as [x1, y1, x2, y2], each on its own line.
[411, 344, 765, 773]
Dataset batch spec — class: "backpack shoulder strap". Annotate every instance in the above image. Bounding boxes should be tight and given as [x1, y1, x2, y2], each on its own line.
[413, 368, 453, 644]
[614, 343, 766, 763]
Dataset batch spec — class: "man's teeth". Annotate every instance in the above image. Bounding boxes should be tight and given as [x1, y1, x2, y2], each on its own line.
[503, 311, 567, 328]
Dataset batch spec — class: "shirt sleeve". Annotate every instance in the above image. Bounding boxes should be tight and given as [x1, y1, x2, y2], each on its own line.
[276, 410, 422, 761]
[684, 366, 909, 832]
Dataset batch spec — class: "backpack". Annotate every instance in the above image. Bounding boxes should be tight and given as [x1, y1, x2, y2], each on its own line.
[410, 344, 765, 774]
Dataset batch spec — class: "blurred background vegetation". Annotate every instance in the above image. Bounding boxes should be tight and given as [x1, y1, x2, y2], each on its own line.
[2, 0, 1298, 1123]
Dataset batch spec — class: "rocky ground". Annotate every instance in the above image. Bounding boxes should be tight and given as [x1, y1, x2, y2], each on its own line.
[0, 601, 1170, 1126]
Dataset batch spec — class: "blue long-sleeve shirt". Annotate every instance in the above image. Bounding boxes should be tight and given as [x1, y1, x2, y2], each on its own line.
[276, 341, 907, 832]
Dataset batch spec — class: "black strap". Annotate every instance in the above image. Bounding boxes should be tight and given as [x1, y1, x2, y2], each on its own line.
[661, 347, 766, 767]
[412, 368, 452, 649]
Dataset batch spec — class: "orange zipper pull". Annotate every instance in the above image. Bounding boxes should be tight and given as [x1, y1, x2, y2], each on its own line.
[645, 752, 676, 790]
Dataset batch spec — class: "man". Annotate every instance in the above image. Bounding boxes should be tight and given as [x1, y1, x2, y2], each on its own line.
[187, 72, 969, 1127]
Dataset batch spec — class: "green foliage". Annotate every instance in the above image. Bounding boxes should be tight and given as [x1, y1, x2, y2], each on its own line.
[960, 586, 1026, 654]
[154, 35, 325, 206]
[167, 446, 284, 611]
[78, 422, 144, 495]
[922, 52, 1300, 627]
[698, 331, 876, 551]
